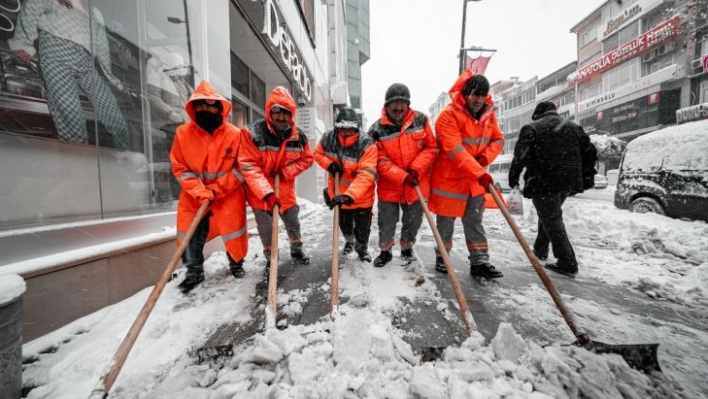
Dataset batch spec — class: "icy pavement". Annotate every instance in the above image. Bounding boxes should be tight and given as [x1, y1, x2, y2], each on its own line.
[20, 192, 708, 398]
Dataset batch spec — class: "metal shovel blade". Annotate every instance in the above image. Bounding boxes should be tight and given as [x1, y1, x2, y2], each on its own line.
[580, 340, 661, 374]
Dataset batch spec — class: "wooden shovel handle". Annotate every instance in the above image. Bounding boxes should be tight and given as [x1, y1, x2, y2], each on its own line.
[267, 174, 280, 326]
[414, 185, 475, 335]
[329, 173, 340, 314]
[487, 184, 589, 344]
[93, 201, 210, 398]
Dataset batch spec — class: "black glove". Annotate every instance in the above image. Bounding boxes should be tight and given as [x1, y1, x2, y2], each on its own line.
[403, 170, 419, 187]
[329, 195, 353, 209]
[327, 162, 344, 176]
[322, 188, 332, 207]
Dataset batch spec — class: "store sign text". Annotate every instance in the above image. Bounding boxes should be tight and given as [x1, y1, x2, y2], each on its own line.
[603, 4, 642, 39]
[676, 102, 708, 124]
[262, 0, 312, 102]
[578, 65, 676, 111]
[573, 15, 680, 85]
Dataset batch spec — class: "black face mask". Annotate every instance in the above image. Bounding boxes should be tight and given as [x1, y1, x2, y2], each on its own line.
[195, 111, 222, 133]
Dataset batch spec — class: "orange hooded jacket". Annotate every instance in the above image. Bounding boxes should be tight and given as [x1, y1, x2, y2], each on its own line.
[368, 108, 438, 204]
[314, 129, 377, 209]
[238, 87, 314, 212]
[428, 70, 505, 217]
[170, 80, 248, 261]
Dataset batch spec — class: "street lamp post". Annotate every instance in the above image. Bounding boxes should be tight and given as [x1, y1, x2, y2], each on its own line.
[459, 0, 482, 75]
[167, 0, 194, 87]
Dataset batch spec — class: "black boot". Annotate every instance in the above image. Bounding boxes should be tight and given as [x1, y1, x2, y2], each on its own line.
[229, 260, 245, 279]
[291, 243, 311, 265]
[544, 262, 578, 277]
[435, 255, 447, 273]
[533, 250, 548, 262]
[178, 271, 204, 294]
[373, 250, 392, 267]
[400, 248, 415, 263]
[343, 242, 355, 255]
[358, 250, 372, 263]
[470, 262, 503, 279]
[179, 223, 207, 294]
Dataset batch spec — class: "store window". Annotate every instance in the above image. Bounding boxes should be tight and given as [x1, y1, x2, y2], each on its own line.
[0, 0, 205, 230]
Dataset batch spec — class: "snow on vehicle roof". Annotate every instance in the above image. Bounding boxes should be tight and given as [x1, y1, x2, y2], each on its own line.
[623, 119, 708, 172]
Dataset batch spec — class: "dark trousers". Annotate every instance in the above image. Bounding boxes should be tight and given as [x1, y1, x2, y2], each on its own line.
[532, 192, 577, 266]
[340, 207, 373, 253]
[182, 211, 239, 275]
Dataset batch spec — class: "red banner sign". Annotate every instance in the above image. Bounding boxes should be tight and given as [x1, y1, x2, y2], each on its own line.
[572, 15, 680, 84]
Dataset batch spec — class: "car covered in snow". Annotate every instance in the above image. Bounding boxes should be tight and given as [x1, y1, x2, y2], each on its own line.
[594, 174, 608, 189]
[614, 119, 708, 222]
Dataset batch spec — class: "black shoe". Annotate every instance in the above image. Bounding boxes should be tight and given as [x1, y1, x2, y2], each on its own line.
[291, 245, 311, 265]
[400, 248, 415, 263]
[373, 251, 392, 267]
[229, 260, 245, 279]
[470, 262, 503, 279]
[435, 255, 447, 273]
[343, 242, 354, 255]
[533, 250, 548, 261]
[358, 251, 372, 262]
[178, 272, 204, 294]
[544, 263, 578, 277]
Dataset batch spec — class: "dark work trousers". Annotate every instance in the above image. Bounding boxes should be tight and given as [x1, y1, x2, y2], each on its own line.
[340, 207, 373, 254]
[377, 200, 423, 251]
[182, 211, 210, 276]
[435, 195, 489, 265]
[253, 205, 303, 256]
[532, 192, 577, 266]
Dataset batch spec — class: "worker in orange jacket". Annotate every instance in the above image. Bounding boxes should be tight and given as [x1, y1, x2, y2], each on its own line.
[314, 108, 377, 262]
[171, 80, 248, 294]
[238, 87, 314, 274]
[429, 71, 505, 278]
[368, 83, 438, 267]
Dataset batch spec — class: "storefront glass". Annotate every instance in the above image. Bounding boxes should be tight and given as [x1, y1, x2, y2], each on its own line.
[0, 0, 208, 230]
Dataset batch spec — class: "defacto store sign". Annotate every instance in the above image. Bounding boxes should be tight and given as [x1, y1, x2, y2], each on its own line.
[577, 65, 677, 112]
[261, 0, 313, 102]
[676, 102, 708, 124]
[573, 15, 680, 84]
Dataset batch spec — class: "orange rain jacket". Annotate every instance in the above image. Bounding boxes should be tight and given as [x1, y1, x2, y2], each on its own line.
[170, 80, 248, 261]
[314, 130, 377, 209]
[428, 70, 505, 218]
[238, 87, 314, 212]
[368, 108, 438, 204]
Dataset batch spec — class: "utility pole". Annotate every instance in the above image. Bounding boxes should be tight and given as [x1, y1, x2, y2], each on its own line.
[458, 0, 482, 75]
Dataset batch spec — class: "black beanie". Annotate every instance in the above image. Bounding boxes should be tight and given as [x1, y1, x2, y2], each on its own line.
[462, 75, 490, 97]
[531, 101, 557, 120]
[384, 83, 411, 106]
[334, 107, 360, 129]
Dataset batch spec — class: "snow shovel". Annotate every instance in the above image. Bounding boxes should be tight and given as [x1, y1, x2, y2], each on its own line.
[329, 173, 341, 315]
[414, 185, 476, 335]
[266, 174, 281, 328]
[90, 200, 211, 398]
[487, 184, 661, 374]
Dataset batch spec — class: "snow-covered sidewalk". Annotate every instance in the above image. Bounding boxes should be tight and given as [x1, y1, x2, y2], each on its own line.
[21, 192, 707, 398]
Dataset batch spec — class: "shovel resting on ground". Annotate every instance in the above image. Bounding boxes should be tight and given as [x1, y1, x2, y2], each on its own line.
[487, 185, 661, 374]
[329, 173, 341, 316]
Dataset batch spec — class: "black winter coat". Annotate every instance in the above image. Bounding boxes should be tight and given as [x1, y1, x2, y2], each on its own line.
[508, 111, 597, 198]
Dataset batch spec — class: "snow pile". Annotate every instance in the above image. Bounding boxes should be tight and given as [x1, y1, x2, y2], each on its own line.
[0, 274, 26, 306]
[112, 315, 688, 399]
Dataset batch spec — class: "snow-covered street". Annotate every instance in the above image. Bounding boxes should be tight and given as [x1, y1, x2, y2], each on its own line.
[20, 188, 708, 398]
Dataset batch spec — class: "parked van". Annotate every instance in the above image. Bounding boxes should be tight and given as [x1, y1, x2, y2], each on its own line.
[614, 119, 708, 222]
[488, 154, 514, 192]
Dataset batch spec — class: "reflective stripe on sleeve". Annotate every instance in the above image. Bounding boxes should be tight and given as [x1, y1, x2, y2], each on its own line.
[180, 172, 198, 180]
[448, 145, 465, 160]
[233, 169, 245, 182]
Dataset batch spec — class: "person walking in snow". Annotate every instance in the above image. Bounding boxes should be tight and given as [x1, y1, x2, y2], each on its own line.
[314, 108, 378, 262]
[508, 101, 597, 276]
[367, 83, 438, 267]
[238, 87, 314, 275]
[428, 72, 505, 278]
[171, 81, 249, 294]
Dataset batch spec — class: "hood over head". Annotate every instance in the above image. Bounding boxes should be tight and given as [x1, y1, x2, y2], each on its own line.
[448, 69, 494, 112]
[265, 86, 297, 134]
[185, 80, 232, 123]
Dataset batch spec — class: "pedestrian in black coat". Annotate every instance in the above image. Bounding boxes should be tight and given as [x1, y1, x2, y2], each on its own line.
[508, 101, 597, 276]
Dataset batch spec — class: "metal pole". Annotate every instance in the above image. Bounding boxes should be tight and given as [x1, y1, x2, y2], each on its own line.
[182, 0, 194, 87]
[459, 0, 468, 75]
